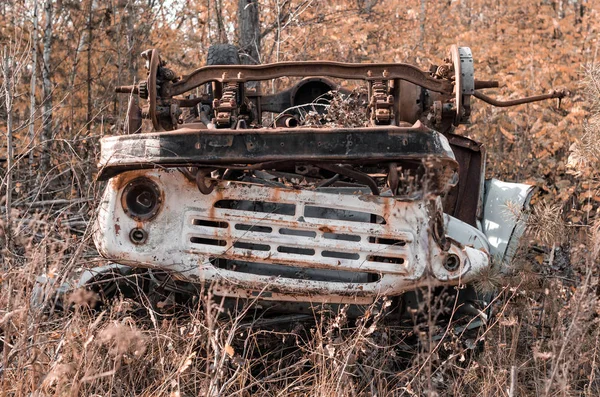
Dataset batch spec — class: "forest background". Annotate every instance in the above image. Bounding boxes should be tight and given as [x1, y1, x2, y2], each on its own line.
[1, 0, 600, 395]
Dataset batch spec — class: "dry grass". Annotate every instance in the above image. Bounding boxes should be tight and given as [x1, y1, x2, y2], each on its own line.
[1, 188, 599, 396]
[568, 64, 600, 176]
[2, 64, 600, 397]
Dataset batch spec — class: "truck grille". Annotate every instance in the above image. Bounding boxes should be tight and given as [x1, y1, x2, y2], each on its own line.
[183, 197, 413, 277]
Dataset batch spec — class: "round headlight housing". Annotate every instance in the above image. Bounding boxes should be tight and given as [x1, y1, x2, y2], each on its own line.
[121, 178, 162, 221]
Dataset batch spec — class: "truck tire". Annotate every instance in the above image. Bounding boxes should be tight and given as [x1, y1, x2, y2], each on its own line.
[207, 44, 240, 65]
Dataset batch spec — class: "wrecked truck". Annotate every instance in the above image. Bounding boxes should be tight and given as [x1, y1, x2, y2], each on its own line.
[86, 45, 564, 319]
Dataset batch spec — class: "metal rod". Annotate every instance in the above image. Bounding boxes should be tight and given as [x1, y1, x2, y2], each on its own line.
[473, 90, 566, 107]
[115, 85, 138, 94]
[318, 164, 380, 195]
[474, 80, 499, 89]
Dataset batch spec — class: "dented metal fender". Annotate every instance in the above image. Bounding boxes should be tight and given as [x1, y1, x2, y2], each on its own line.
[482, 178, 534, 267]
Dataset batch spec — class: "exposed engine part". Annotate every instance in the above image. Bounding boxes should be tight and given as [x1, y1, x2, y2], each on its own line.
[138, 80, 149, 99]
[369, 80, 394, 125]
[213, 82, 239, 128]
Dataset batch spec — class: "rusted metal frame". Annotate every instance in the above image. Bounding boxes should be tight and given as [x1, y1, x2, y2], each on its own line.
[207, 267, 476, 301]
[100, 158, 457, 183]
[442, 133, 484, 226]
[210, 285, 376, 304]
[473, 90, 566, 107]
[388, 162, 399, 194]
[451, 45, 474, 125]
[125, 96, 142, 134]
[170, 62, 454, 96]
[207, 269, 396, 297]
[98, 126, 458, 180]
[391, 79, 402, 126]
[110, 161, 303, 181]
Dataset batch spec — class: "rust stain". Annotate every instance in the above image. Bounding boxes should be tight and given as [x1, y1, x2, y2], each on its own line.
[271, 187, 281, 202]
[208, 187, 222, 220]
[114, 223, 121, 235]
[110, 169, 153, 191]
[318, 225, 333, 233]
[181, 172, 199, 189]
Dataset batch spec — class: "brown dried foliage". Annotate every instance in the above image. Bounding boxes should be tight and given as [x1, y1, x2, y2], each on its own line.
[1, 0, 600, 396]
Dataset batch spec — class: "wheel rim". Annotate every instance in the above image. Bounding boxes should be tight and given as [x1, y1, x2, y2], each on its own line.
[147, 49, 161, 131]
[451, 45, 474, 126]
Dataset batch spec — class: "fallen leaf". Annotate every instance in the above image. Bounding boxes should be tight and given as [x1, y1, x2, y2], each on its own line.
[225, 344, 235, 358]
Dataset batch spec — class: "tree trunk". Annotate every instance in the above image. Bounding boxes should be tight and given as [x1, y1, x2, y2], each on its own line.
[419, 0, 426, 51]
[238, 0, 260, 90]
[41, 0, 53, 175]
[557, 0, 565, 19]
[2, 49, 14, 249]
[461, 0, 472, 27]
[238, 0, 261, 65]
[206, 0, 211, 43]
[113, 1, 120, 122]
[29, 0, 38, 167]
[215, 0, 227, 44]
[69, 33, 86, 135]
[86, 0, 93, 134]
[574, 0, 585, 24]
[126, 1, 137, 83]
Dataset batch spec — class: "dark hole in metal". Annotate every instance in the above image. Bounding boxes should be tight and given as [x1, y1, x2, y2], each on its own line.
[192, 219, 228, 228]
[233, 242, 271, 251]
[372, 237, 407, 246]
[279, 228, 317, 238]
[129, 228, 148, 244]
[214, 200, 295, 215]
[367, 255, 405, 264]
[277, 246, 315, 256]
[322, 251, 360, 260]
[305, 205, 386, 224]
[235, 224, 273, 233]
[211, 258, 380, 283]
[190, 237, 227, 246]
[323, 232, 361, 242]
